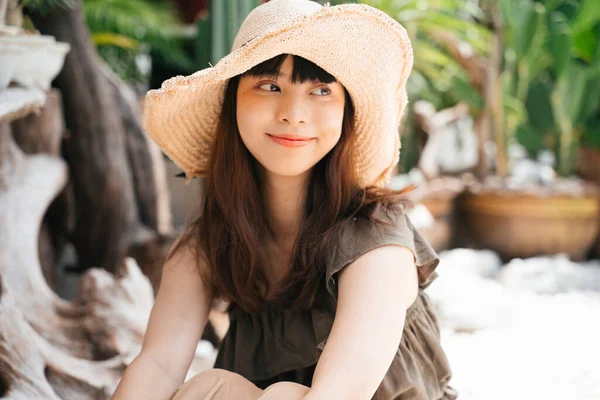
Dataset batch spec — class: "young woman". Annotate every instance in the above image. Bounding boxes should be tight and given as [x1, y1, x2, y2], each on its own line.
[112, 1, 456, 399]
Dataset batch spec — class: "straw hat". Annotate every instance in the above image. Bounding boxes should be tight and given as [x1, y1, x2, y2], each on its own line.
[143, 0, 414, 187]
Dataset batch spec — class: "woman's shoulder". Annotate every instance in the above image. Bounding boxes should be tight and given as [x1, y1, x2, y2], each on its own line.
[325, 203, 440, 299]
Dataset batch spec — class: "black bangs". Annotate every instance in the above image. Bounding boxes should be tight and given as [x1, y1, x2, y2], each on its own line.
[243, 54, 337, 84]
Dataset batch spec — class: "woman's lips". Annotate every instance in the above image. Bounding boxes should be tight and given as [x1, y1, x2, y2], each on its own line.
[267, 134, 315, 148]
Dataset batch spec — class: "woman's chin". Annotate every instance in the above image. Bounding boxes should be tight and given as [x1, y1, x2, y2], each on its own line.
[260, 165, 314, 180]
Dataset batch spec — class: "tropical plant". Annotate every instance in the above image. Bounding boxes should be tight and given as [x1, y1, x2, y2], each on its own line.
[341, 0, 491, 172]
[360, 0, 491, 114]
[23, 0, 195, 85]
[498, 0, 600, 176]
[83, 0, 194, 85]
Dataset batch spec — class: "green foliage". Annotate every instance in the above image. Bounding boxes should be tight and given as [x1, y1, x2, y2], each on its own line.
[20, 0, 76, 15]
[355, 0, 492, 172]
[83, 0, 194, 85]
[24, 0, 195, 84]
[498, 0, 600, 176]
[361, 0, 491, 114]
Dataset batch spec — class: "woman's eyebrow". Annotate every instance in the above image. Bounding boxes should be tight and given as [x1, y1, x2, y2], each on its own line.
[251, 71, 330, 84]
[253, 71, 289, 80]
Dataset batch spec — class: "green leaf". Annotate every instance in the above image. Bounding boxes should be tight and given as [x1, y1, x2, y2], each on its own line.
[574, 64, 600, 124]
[526, 80, 556, 134]
[413, 42, 454, 68]
[447, 75, 484, 113]
[573, 28, 598, 62]
[514, 1, 544, 58]
[547, 11, 572, 76]
[572, 0, 600, 36]
[555, 62, 591, 126]
[82, 0, 193, 81]
[84, 0, 181, 44]
[581, 121, 600, 149]
[91, 32, 139, 50]
[516, 123, 548, 155]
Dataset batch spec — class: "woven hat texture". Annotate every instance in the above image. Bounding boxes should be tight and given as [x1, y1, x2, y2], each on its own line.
[143, 0, 414, 187]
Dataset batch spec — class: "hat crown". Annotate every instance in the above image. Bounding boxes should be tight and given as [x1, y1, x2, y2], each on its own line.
[232, 0, 322, 51]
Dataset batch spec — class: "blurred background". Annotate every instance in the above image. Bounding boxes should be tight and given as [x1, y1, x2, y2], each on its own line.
[0, 0, 599, 399]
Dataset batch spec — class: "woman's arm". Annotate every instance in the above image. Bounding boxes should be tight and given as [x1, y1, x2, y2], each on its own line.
[304, 245, 419, 400]
[111, 238, 213, 400]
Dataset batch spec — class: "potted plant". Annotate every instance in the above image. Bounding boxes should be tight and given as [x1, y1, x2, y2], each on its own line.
[356, 0, 493, 251]
[459, 0, 600, 261]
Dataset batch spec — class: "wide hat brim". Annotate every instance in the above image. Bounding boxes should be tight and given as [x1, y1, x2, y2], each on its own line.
[143, 3, 414, 187]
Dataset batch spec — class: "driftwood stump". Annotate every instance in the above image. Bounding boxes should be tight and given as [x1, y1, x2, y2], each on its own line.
[11, 89, 68, 289]
[0, 280, 124, 399]
[0, 123, 126, 398]
[29, 1, 146, 274]
[0, 123, 215, 398]
[0, 122, 155, 355]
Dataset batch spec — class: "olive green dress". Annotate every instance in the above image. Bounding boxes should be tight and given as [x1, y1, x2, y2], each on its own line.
[214, 206, 457, 400]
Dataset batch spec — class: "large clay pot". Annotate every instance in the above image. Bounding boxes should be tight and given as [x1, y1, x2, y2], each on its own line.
[407, 177, 464, 252]
[419, 195, 455, 251]
[578, 147, 600, 186]
[460, 190, 600, 261]
[578, 147, 600, 256]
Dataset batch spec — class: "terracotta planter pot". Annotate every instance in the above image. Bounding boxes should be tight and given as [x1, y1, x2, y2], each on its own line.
[407, 177, 464, 252]
[419, 196, 455, 252]
[578, 147, 600, 186]
[460, 190, 600, 261]
[578, 147, 600, 256]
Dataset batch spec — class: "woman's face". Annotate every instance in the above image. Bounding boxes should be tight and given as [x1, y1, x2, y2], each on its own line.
[236, 55, 346, 180]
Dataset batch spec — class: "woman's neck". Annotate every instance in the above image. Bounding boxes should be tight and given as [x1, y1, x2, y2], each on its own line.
[260, 169, 311, 247]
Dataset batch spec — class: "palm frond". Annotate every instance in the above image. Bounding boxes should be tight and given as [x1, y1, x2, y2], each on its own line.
[91, 32, 139, 50]
[82, 0, 194, 82]
[83, 0, 181, 45]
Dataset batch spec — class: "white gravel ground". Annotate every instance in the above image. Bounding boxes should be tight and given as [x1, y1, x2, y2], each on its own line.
[427, 250, 600, 400]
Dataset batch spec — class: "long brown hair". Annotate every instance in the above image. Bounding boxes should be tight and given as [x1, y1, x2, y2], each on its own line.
[169, 54, 413, 314]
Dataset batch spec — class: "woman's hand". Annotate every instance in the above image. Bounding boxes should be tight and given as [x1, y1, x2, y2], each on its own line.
[257, 381, 310, 400]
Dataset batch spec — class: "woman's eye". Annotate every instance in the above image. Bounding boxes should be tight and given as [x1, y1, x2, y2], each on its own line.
[258, 83, 280, 92]
[312, 87, 331, 96]
[257, 83, 331, 96]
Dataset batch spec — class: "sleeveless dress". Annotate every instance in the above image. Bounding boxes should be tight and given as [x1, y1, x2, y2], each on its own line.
[213, 206, 457, 400]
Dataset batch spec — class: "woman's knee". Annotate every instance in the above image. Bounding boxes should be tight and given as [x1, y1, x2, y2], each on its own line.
[171, 369, 262, 400]
[259, 381, 310, 399]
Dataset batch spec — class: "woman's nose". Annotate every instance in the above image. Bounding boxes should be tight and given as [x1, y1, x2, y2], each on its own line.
[276, 95, 307, 126]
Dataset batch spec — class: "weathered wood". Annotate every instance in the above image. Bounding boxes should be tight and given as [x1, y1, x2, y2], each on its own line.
[0, 125, 91, 358]
[0, 270, 128, 400]
[11, 89, 67, 288]
[127, 233, 176, 294]
[0, 126, 214, 397]
[29, 1, 140, 274]
[100, 64, 176, 286]
[0, 128, 144, 397]
[100, 64, 173, 238]
[11, 89, 63, 156]
[0, 87, 46, 124]
[0, 0, 8, 25]
[0, 127, 150, 360]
